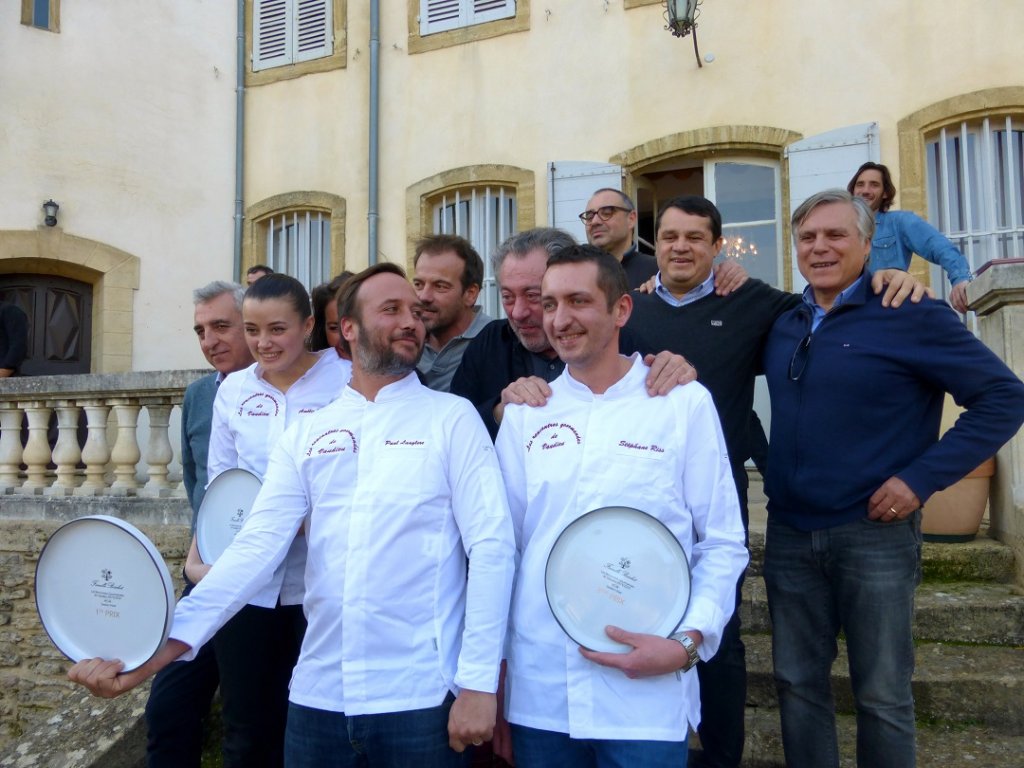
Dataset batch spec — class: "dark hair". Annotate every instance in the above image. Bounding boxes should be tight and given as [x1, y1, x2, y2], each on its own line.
[545, 244, 628, 311]
[246, 264, 274, 277]
[655, 196, 723, 242]
[335, 263, 408, 355]
[847, 162, 896, 212]
[243, 273, 311, 320]
[309, 271, 354, 351]
[413, 234, 484, 291]
[589, 187, 635, 211]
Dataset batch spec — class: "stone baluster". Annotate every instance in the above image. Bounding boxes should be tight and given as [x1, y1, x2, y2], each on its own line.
[16, 401, 52, 494]
[75, 401, 111, 496]
[0, 405, 24, 492]
[46, 401, 82, 496]
[108, 399, 141, 495]
[141, 398, 174, 497]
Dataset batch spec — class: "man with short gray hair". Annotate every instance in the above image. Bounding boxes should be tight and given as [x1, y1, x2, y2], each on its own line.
[762, 189, 1024, 767]
[144, 280, 253, 767]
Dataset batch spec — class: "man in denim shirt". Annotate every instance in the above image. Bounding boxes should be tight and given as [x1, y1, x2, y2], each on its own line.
[848, 161, 972, 312]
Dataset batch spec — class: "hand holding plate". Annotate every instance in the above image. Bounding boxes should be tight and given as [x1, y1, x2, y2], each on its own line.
[579, 625, 691, 679]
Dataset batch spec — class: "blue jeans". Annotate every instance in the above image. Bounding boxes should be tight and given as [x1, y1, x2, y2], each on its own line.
[510, 724, 687, 768]
[763, 513, 921, 768]
[284, 693, 469, 768]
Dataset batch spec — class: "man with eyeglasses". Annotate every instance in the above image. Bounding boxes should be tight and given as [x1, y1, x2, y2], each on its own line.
[626, 195, 929, 768]
[761, 189, 1024, 768]
[580, 188, 659, 288]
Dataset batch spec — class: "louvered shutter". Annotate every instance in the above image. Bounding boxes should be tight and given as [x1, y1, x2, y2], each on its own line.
[254, 0, 293, 71]
[421, 0, 514, 35]
[469, 0, 515, 25]
[294, 0, 332, 63]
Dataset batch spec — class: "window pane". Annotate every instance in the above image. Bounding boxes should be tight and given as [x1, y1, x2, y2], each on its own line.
[926, 117, 1023, 270]
[430, 186, 516, 317]
[713, 163, 775, 222]
[264, 211, 330, 291]
[721, 223, 777, 287]
[33, 0, 49, 27]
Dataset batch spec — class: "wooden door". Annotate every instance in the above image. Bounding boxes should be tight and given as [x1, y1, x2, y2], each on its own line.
[0, 274, 92, 376]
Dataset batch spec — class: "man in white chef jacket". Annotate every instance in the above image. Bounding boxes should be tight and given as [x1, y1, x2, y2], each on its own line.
[70, 263, 517, 768]
[494, 244, 748, 767]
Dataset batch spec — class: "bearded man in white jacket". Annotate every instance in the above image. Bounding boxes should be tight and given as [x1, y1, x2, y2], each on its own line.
[70, 264, 516, 768]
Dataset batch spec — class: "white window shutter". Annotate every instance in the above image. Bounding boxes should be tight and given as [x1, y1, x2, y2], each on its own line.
[253, 0, 294, 72]
[785, 122, 880, 289]
[421, 0, 464, 35]
[294, 0, 332, 63]
[470, 0, 516, 25]
[548, 161, 624, 245]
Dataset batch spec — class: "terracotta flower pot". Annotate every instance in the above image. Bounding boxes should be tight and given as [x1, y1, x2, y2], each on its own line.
[921, 457, 996, 542]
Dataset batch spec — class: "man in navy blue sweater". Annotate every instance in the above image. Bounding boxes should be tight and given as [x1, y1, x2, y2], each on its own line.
[762, 189, 1024, 768]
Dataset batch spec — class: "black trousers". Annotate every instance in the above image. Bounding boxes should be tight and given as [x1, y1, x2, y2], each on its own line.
[213, 602, 307, 768]
[145, 580, 220, 768]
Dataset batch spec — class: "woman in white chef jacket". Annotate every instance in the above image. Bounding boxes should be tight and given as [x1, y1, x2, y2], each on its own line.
[185, 273, 350, 768]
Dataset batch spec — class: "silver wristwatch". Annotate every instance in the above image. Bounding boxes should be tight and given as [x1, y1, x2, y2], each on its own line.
[670, 631, 700, 671]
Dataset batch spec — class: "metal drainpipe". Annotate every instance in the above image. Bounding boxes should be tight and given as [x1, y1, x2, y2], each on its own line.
[367, 0, 380, 265]
[232, 0, 245, 279]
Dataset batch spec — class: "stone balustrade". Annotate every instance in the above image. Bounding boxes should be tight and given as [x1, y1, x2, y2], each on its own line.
[0, 369, 208, 499]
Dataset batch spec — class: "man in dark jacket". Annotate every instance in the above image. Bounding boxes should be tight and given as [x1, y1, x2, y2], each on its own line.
[762, 189, 1024, 768]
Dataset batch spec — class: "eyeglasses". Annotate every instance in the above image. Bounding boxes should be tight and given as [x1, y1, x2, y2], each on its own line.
[578, 205, 631, 223]
[788, 334, 812, 381]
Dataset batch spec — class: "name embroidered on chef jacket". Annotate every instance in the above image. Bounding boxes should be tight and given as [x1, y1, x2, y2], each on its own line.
[383, 438, 427, 450]
[306, 429, 358, 457]
[238, 392, 280, 417]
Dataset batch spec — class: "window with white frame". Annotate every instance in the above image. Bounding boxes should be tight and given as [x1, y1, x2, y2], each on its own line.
[253, 0, 332, 72]
[263, 210, 332, 289]
[420, 0, 515, 36]
[431, 186, 516, 317]
[926, 115, 1024, 270]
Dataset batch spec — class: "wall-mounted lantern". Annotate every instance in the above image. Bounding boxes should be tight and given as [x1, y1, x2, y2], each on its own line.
[42, 199, 60, 227]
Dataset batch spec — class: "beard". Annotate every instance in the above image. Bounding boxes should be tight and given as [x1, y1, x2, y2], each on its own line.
[355, 323, 422, 376]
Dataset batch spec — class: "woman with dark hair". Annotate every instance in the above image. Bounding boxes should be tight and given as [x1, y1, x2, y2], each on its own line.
[848, 161, 973, 312]
[309, 271, 354, 355]
[184, 273, 351, 767]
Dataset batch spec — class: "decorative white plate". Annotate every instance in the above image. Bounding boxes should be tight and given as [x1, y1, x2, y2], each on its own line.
[195, 468, 262, 564]
[545, 506, 691, 653]
[35, 515, 175, 671]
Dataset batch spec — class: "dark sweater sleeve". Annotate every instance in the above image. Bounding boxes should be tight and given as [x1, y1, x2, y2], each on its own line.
[450, 324, 504, 441]
[0, 304, 29, 371]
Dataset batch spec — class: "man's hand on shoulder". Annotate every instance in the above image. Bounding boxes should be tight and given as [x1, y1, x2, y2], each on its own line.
[493, 376, 553, 426]
[448, 688, 497, 753]
[713, 260, 748, 296]
[642, 352, 697, 396]
[872, 269, 933, 308]
[579, 626, 701, 678]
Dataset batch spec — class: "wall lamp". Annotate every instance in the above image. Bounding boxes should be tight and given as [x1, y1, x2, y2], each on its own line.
[665, 0, 703, 68]
[42, 199, 59, 227]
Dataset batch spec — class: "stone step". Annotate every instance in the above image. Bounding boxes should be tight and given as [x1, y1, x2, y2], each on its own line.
[741, 633, 1024, 732]
[739, 577, 1024, 645]
[744, 528, 1017, 583]
[731, 707, 1024, 768]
